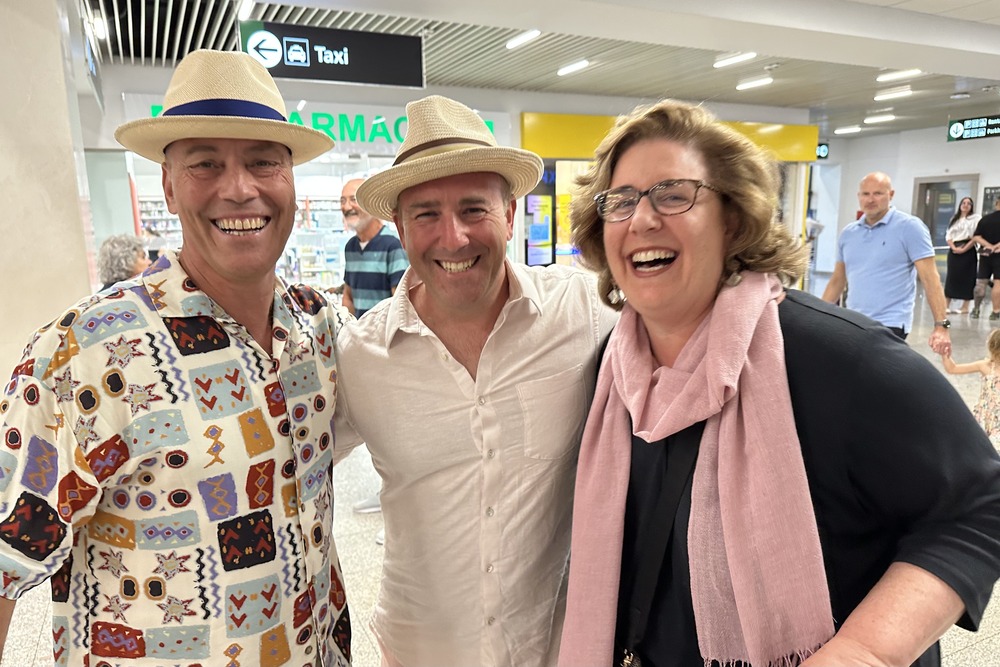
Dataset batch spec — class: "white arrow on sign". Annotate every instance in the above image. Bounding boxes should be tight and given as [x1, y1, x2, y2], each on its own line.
[247, 30, 282, 69]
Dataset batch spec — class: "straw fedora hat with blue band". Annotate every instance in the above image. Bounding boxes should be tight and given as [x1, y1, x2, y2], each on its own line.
[115, 49, 334, 165]
[356, 95, 544, 221]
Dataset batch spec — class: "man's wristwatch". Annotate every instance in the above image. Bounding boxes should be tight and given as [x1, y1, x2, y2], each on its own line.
[934, 319, 952, 329]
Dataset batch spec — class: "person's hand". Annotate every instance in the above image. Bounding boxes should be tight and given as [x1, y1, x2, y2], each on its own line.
[929, 328, 951, 357]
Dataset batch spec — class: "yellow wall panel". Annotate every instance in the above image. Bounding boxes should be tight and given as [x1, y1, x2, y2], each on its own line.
[521, 112, 819, 162]
[521, 112, 617, 159]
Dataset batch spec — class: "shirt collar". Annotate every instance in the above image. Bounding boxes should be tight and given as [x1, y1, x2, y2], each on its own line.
[861, 206, 897, 228]
[137, 250, 299, 330]
[382, 260, 543, 348]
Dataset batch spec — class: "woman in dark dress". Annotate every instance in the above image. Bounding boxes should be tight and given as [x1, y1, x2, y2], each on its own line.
[944, 196, 979, 314]
[557, 99, 1000, 667]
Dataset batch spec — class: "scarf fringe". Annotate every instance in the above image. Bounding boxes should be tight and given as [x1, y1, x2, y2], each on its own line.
[705, 639, 827, 667]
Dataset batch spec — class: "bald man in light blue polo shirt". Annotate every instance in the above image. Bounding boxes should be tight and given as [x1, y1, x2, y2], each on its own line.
[823, 171, 952, 355]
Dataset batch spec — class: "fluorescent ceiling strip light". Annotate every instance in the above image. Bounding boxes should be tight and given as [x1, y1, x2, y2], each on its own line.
[92, 17, 108, 40]
[557, 60, 589, 76]
[873, 87, 912, 101]
[876, 68, 921, 82]
[864, 113, 896, 124]
[714, 51, 757, 68]
[238, 0, 254, 21]
[834, 126, 862, 135]
[506, 29, 541, 50]
[736, 76, 773, 91]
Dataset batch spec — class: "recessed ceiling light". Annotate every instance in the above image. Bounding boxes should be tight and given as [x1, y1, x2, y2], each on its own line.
[92, 17, 108, 40]
[238, 0, 254, 21]
[714, 52, 757, 68]
[874, 86, 912, 101]
[506, 29, 541, 50]
[736, 76, 773, 91]
[950, 92, 971, 100]
[834, 126, 862, 135]
[876, 68, 921, 83]
[557, 59, 589, 76]
[864, 113, 896, 124]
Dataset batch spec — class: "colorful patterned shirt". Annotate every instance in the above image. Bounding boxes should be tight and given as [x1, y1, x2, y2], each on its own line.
[0, 252, 352, 667]
[343, 226, 408, 316]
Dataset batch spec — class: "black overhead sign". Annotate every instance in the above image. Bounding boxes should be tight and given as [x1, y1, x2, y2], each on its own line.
[239, 21, 424, 88]
[947, 115, 1000, 142]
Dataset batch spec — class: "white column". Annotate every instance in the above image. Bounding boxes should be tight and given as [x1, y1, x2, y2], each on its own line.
[0, 0, 91, 663]
[0, 0, 93, 374]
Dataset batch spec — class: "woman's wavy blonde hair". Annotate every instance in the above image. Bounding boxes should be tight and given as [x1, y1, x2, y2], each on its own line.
[571, 99, 808, 309]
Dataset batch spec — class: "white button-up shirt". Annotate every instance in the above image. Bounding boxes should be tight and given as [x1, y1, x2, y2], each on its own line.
[335, 262, 617, 667]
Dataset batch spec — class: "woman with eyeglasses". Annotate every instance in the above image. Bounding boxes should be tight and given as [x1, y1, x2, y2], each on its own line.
[557, 99, 1000, 667]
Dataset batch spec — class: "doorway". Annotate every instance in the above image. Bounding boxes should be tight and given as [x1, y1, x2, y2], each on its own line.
[913, 175, 979, 250]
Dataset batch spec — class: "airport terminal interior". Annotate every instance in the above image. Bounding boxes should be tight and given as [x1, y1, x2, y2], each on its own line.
[5, 0, 1000, 664]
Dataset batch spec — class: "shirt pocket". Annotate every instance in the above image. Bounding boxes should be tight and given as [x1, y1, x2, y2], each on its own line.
[516, 364, 587, 460]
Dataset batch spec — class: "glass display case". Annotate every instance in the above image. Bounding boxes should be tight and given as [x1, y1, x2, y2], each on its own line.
[128, 152, 395, 290]
[278, 198, 351, 288]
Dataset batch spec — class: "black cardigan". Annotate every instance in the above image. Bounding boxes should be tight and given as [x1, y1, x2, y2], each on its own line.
[616, 290, 1000, 667]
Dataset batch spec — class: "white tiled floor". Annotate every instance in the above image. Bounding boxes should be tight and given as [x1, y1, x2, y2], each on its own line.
[3, 292, 1000, 667]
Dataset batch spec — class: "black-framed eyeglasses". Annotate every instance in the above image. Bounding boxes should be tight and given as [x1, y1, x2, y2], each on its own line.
[594, 179, 720, 223]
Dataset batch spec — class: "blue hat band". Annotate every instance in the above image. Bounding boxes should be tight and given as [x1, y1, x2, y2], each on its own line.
[162, 98, 286, 122]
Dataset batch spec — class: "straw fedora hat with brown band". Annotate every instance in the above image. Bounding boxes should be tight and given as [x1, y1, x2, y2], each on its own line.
[356, 95, 544, 220]
[115, 49, 334, 165]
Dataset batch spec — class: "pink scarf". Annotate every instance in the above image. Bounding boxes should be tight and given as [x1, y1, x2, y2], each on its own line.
[558, 272, 834, 667]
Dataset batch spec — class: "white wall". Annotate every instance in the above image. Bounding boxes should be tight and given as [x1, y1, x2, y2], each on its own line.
[80, 64, 812, 152]
[832, 128, 1000, 237]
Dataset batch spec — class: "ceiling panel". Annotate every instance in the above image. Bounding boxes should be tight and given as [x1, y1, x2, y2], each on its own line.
[78, 0, 1000, 140]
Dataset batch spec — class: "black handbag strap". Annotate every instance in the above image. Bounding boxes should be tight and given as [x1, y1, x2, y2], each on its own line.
[624, 427, 701, 651]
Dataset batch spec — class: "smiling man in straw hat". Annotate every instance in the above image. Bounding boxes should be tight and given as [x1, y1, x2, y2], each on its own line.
[333, 95, 618, 666]
[0, 49, 352, 666]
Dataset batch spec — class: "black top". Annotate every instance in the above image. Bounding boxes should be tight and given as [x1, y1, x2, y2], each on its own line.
[616, 289, 1000, 667]
[974, 210, 1000, 245]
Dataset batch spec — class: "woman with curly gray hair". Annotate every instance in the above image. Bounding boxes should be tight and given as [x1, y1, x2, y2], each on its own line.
[97, 233, 151, 289]
[558, 99, 1000, 667]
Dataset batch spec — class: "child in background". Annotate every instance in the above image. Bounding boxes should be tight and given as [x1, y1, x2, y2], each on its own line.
[942, 328, 1000, 441]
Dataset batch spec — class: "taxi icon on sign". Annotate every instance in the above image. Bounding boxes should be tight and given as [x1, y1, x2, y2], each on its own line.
[287, 44, 307, 64]
[283, 37, 310, 67]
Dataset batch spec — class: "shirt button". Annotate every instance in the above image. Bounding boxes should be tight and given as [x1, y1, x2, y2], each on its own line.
[441, 352, 448, 361]
[486, 564, 494, 573]
[487, 449, 495, 458]
[487, 616, 496, 626]
[478, 396, 486, 406]
[486, 507, 494, 517]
